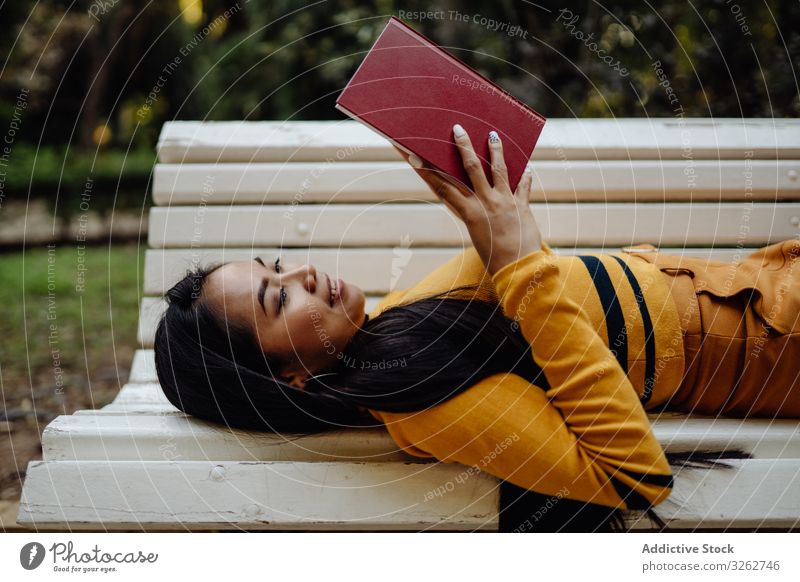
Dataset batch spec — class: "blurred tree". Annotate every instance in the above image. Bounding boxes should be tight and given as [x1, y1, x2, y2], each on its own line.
[0, 0, 797, 152]
[79, 1, 136, 148]
[0, 0, 195, 148]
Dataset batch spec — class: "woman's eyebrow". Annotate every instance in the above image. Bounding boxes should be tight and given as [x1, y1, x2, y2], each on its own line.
[254, 258, 268, 316]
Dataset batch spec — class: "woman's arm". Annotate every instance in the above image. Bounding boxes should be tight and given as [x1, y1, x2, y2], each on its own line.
[383, 127, 673, 510]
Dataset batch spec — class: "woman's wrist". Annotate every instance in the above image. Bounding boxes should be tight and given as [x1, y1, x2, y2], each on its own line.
[489, 240, 553, 282]
[480, 234, 545, 277]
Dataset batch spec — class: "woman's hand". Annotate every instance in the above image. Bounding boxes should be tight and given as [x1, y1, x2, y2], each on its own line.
[394, 125, 543, 276]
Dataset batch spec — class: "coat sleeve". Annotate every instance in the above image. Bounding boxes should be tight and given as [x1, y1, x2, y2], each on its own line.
[378, 240, 674, 510]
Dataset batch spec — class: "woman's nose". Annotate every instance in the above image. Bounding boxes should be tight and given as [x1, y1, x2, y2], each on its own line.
[281, 263, 317, 293]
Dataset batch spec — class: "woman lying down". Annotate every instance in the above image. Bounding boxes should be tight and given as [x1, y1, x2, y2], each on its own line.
[154, 124, 800, 532]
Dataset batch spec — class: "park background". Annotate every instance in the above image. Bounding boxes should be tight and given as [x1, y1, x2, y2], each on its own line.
[0, 0, 798, 529]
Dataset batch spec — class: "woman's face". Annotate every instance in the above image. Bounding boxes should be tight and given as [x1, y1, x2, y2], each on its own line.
[201, 256, 366, 387]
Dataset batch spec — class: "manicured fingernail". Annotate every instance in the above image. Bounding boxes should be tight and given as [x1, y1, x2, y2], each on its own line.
[488, 130, 500, 143]
[453, 124, 466, 137]
[408, 154, 423, 168]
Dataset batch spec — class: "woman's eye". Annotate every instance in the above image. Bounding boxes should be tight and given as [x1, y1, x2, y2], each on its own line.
[278, 287, 287, 310]
[275, 257, 286, 310]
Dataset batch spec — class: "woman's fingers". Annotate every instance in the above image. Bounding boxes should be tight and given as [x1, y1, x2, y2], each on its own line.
[416, 166, 469, 217]
[434, 185, 466, 219]
[453, 124, 490, 195]
[487, 130, 509, 191]
[392, 137, 478, 223]
[396, 146, 473, 216]
[514, 164, 532, 200]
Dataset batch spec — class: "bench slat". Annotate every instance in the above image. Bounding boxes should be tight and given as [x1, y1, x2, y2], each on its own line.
[144, 247, 762, 296]
[156, 119, 800, 163]
[138, 297, 165, 348]
[73, 406, 186, 416]
[17, 460, 498, 531]
[129, 349, 157, 384]
[628, 459, 800, 529]
[45, 409, 800, 461]
[17, 459, 800, 530]
[152, 160, 800, 205]
[42, 413, 418, 463]
[102, 382, 174, 406]
[130, 350, 156, 383]
[148, 203, 800, 248]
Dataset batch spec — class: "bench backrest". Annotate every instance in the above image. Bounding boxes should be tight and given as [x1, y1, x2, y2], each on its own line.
[139, 118, 800, 347]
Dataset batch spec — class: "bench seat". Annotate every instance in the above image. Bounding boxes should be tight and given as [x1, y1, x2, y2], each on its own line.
[22, 349, 800, 531]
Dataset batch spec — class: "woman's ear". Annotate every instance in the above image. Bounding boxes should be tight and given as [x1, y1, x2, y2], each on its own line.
[283, 371, 308, 390]
[276, 353, 306, 389]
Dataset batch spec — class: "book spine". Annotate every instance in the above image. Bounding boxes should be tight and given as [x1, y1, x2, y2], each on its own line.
[335, 102, 472, 191]
[334, 102, 414, 157]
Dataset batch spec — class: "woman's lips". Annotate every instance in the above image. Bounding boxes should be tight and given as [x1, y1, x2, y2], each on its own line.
[325, 274, 333, 306]
[325, 274, 343, 307]
[334, 278, 345, 305]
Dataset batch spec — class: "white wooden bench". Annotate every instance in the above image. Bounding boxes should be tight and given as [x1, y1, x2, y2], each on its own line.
[17, 118, 800, 531]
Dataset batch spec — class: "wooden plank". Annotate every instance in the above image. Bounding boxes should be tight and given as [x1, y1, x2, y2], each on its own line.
[83, 377, 800, 461]
[148, 203, 800, 248]
[144, 246, 761, 296]
[129, 349, 156, 384]
[103, 382, 174, 408]
[17, 460, 499, 531]
[626, 459, 800, 530]
[138, 296, 383, 348]
[41, 414, 417, 463]
[151, 160, 800, 205]
[156, 119, 800, 163]
[44, 408, 800, 461]
[651, 416, 800, 460]
[17, 459, 800, 530]
[73, 405, 185, 416]
[130, 350, 157, 384]
[138, 297, 166, 348]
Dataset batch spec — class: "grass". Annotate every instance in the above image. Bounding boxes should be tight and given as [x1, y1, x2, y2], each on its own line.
[0, 243, 145, 412]
[0, 243, 145, 506]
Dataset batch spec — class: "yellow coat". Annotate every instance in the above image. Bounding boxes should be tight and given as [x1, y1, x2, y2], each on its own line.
[366, 241, 684, 510]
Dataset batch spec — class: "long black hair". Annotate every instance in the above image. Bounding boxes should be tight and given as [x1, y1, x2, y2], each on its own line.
[154, 263, 750, 532]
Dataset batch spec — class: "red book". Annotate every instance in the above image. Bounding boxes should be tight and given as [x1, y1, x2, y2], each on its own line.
[336, 16, 546, 193]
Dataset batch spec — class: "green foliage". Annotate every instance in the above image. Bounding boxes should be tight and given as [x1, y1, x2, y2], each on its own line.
[2, 145, 156, 214]
[4, 0, 797, 141]
[172, 0, 799, 121]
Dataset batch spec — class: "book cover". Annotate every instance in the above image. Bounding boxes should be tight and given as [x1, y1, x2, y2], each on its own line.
[336, 16, 546, 193]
